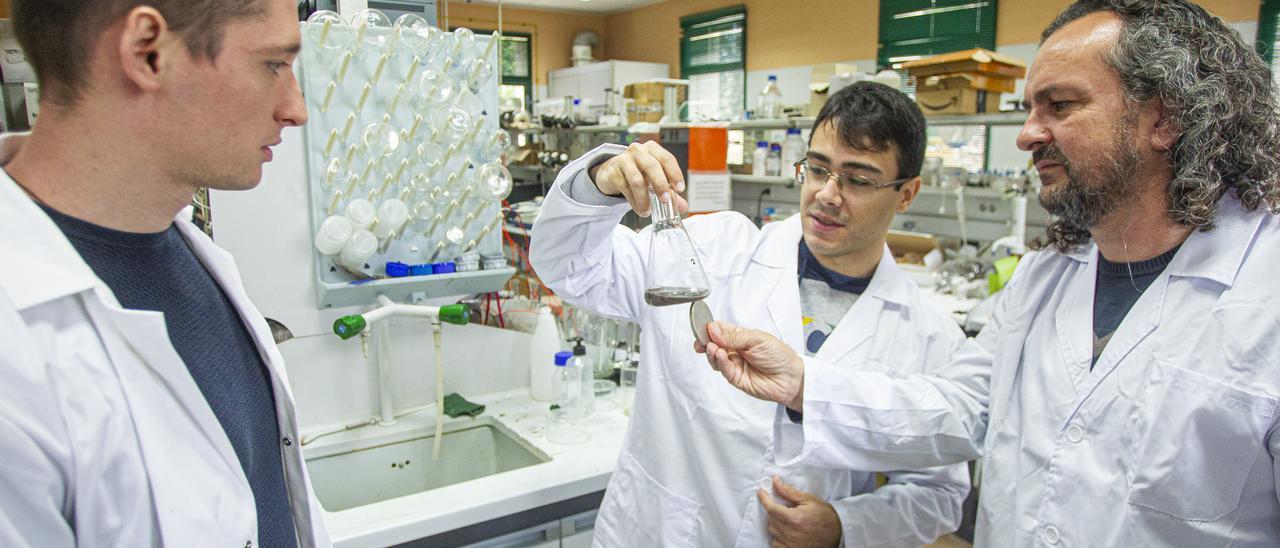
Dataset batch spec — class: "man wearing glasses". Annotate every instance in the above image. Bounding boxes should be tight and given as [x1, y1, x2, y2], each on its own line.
[530, 81, 968, 547]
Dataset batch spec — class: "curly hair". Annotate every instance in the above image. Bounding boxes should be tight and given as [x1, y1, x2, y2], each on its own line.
[1031, 0, 1280, 252]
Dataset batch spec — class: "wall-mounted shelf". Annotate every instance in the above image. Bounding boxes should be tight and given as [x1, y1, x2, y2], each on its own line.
[316, 267, 517, 309]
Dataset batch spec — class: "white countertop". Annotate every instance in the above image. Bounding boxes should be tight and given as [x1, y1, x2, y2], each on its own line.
[305, 388, 630, 547]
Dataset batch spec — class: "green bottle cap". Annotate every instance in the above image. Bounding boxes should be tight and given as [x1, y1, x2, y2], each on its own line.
[333, 315, 367, 340]
[438, 304, 471, 326]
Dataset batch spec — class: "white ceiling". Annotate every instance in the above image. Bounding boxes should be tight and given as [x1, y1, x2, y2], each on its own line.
[457, 0, 666, 15]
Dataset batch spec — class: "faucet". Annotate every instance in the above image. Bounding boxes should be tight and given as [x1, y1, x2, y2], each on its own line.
[332, 296, 470, 340]
[332, 296, 470, 435]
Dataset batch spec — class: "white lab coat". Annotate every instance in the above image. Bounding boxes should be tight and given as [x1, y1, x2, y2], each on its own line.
[772, 196, 1280, 546]
[529, 145, 969, 547]
[0, 133, 330, 548]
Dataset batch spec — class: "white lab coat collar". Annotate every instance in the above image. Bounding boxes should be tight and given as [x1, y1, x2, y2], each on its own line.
[1041, 195, 1263, 286]
[1166, 195, 1266, 287]
[0, 132, 102, 311]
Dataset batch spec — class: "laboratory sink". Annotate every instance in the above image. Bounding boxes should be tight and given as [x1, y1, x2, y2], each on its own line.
[304, 416, 552, 512]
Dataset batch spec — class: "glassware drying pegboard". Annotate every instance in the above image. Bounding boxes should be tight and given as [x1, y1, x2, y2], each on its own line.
[297, 10, 514, 308]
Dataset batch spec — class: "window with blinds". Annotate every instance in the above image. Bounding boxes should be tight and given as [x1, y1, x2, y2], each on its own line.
[878, 1, 997, 71]
[454, 28, 534, 114]
[680, 6, 746, 121]
[1258, 0, 1280, 84]
[499, 32, 533, 113]
[879, 1, 997, 172]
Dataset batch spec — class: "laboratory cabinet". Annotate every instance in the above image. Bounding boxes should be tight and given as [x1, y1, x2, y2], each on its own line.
[547, 61, 671, 116]
[397, 492, 603, 547]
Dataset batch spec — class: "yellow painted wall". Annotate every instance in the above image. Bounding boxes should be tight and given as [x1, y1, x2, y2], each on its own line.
[437, 3, 606, 85]
[998, 0, 1260, 45]
[604, 0, 1262, 73]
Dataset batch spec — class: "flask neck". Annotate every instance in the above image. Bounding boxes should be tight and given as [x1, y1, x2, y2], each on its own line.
[648, 188, 680, 226]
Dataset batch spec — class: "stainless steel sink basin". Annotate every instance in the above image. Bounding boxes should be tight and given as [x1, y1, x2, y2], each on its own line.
[304, 416, 551, 512]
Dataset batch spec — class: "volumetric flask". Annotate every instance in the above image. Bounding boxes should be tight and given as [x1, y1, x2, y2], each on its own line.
[643, 191, 711, 306]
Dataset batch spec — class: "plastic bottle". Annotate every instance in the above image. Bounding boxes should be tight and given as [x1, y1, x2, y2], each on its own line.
[529, 306, 560, 402]
[781, 128, 806, 173]
[766, 143, 782, 176]
[751, 141, 769, 177]
[547, 351, 588, 445]
[757, 75, 783, 119]
[568, 339, 595, 417]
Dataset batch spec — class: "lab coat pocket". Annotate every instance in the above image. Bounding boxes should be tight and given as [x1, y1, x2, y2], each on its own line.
[595, 450, 701, 547]
[1128, 361, 1276, 521]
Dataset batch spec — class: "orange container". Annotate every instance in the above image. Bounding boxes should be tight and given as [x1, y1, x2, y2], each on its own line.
[687, 125, 728, 172]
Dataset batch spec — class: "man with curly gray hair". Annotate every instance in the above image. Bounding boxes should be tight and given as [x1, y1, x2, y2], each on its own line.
[696, 1, 1280, 545]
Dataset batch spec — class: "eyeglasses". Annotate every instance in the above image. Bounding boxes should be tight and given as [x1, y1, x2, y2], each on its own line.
[794, 160, 913, 196]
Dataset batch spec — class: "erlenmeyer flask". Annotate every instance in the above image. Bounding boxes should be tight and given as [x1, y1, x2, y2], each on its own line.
[644, 190, 711, 306]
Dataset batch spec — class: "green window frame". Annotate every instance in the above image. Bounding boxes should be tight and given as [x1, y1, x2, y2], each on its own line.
[1258, 0, 1280, 84]
[878, 1, 999, 172]
[680, 5, 746, 121]
[877, 1, 998, 71]
[451, 28, 534, 111]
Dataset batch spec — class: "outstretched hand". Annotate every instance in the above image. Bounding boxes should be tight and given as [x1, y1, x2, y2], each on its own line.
[694, 321, 805, 411]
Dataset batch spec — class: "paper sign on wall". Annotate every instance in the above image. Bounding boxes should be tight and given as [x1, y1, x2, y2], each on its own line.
[686, 171, 731, 213]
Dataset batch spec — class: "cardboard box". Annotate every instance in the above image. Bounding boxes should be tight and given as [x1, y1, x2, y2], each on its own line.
[625, 81, 687, 124]
[917, 73, 1016, 94]
[901, 48, 1026, 80]
[916, 88, 1002, 116]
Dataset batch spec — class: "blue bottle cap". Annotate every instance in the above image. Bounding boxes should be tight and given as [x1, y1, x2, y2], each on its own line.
[385, 261, 410, 277]
[410, 264, 433, 276]
[432, 262, 457, 274]
[554, 351, 573, 366]
[771, 143, 782, 150]
[757, 141, 768, 147]
[787, 128, 801, 135]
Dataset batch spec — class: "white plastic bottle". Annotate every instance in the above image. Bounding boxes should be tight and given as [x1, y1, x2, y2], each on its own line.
[751, 141, 769, 177]
[766, 143, 782, 177]
[568, 339, 596, 418]
[757, 75, 783, 119]
[529, 306, 560, 401]
[781, 128, 806, 172]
